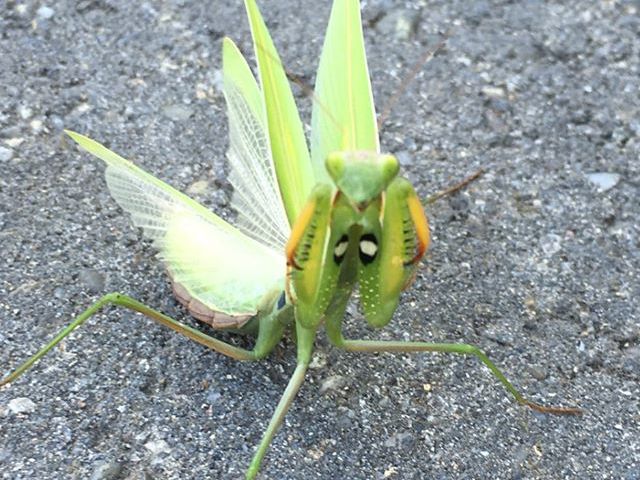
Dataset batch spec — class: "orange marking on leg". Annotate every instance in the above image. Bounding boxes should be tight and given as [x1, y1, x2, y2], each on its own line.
[285, 198, 317, 270]
[407, 194, 430, 265]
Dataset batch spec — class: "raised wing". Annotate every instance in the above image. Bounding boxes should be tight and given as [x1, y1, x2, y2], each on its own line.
[311, 0, 379, 183]
[66, 130, 285, 317]
[245, 0, 315, 223]
[223, 37, 290, 252]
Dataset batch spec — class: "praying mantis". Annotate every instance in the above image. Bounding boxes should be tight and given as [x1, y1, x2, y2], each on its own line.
[0, 0, 582, 478]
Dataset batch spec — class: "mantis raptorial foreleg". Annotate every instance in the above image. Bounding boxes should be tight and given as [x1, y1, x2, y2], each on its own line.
[285, 184, 332, 272]
[358, 177, 429, 328]
[285, 184, 350, 330]
[0, 292, 289, 387]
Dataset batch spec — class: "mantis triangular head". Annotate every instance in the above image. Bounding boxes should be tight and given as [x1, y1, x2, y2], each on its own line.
[325, 151, 399, 210]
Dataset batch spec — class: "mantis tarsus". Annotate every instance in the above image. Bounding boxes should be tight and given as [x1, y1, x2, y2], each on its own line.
[1, 0, 582, 478]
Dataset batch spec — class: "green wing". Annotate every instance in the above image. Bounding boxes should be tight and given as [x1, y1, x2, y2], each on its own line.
[311, 0, 379, 183]
[65, 130, 284, 316]
[223, 37, 290, 251]
[245, 0, 315, 223]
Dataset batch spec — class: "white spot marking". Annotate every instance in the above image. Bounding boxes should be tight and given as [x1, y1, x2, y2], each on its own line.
[360, 240, 378, 257]
[334, 241, 349, 257]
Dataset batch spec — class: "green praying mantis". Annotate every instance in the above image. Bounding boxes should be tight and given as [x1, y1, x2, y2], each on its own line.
[1, 0, 582, 478]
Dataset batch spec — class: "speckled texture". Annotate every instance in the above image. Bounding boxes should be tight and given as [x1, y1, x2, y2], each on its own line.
[1, 1, 638, 479]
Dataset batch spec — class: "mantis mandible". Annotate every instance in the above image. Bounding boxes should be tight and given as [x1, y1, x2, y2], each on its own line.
[1, 1, 581, 478]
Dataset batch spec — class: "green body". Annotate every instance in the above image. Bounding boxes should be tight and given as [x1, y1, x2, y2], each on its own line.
[1, 1, 581, 479]
[290, 174, 422, 331]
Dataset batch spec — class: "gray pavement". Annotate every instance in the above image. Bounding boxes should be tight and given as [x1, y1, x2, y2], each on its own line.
[1, 1, 638, 479]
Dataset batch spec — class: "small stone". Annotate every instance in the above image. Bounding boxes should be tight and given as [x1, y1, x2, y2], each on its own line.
[144, 439, 171, 455]
[0, 146, 13, 162]
[481, 86, 506, 99]
[376, 9, 420, 41]
[309, 351, 327, 369]
[57, 425, 73, 444]
[90, 461, 122, 480]
[79, 268, 105, 293]
[70, 102, 92, 116]
[48, 114, 64, 131]
[36, 6, 55, 20]
[162, 104, 193, 122]
[53, 286, 67, 299]
[622, 346, 640, 376]
[7, 397, 37, 414]
[306, 445, 325, 461]
[205, 388, 222, 404]
[186, 180, 209, 195]
[474, 303, 494, 318]
[383, 466, 398, 478]
[529, 365, 547, 381]
[195, 85, 208, 100]
[384, 431, 415, 449]
[319, 375, 348, 394]
[540, 233, 562, 256]
[585, 172, 620, 192]
[30, 119, 43, 133]
[5, 137, 24, 147]
[17, 105, 33, 120]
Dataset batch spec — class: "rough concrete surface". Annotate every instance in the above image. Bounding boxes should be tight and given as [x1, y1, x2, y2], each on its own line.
[1, 1, 638, 479]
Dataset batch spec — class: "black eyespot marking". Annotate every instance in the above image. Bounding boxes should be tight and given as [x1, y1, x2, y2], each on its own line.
[333, 234, 349, 265]
[277, 291, 287, 310]
[359, 233, 378, 265]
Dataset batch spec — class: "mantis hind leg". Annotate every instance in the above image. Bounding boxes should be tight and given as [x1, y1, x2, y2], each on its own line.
[327, 325, 581, 415]
[1, 292, 289, 387]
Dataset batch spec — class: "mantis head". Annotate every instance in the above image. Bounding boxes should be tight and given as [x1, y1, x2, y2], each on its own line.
[325, 151, 399, 211]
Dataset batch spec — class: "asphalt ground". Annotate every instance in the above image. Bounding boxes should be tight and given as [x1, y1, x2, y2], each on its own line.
[1, 1, 638, 479]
